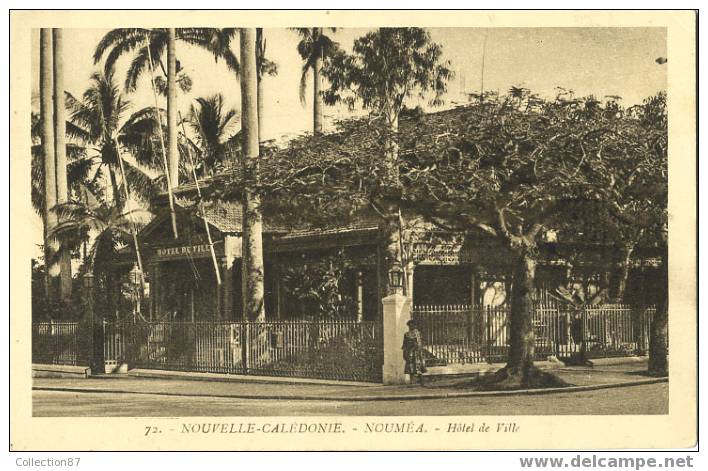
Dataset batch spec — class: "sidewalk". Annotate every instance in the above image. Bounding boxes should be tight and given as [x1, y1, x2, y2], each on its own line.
[33, 361, 666, 401]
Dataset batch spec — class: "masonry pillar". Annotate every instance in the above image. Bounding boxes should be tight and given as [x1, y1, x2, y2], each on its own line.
[382, 293, 411, 385]
[222, 235, 241, 320]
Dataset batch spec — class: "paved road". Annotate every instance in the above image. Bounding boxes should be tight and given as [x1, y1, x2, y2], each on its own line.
[33, 383, 668, 417]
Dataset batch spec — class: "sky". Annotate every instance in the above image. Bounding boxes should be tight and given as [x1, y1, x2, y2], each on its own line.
[32, 27, 667, 140]
[29, 27, 667, 255]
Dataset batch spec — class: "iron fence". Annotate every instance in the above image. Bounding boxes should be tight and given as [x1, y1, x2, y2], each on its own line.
[103, 319, 383, 382]
[411, 303, 659, 366]
[32, 321, 90, 366]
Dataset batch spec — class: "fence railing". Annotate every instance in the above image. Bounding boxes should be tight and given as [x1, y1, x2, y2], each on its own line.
[103, 319, 383, 382]
[411, 303, 659, 366]
[32, 321, 90, 366]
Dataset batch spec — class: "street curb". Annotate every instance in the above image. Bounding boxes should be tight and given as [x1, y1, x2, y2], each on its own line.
[585, 356, 648, 367]
[32, 364, 91, 379]
[124, 368, 374, 388]
[33, 377, 667, 402]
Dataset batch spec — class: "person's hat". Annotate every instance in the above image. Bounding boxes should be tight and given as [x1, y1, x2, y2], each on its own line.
[407, 319, 417, 327]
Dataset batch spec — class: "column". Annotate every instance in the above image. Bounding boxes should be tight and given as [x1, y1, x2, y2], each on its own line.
[274, 263, 283, 320]
[222, 235, 241, 320]
[221, 258, 233, 320]
[468, 267, 477, 342]
[215, 267, 222, 320]
[405, 262, 415, 304]
[469, 268, 478, 305]
[150, 263, 160, 320]
[356, 270, 364, 322]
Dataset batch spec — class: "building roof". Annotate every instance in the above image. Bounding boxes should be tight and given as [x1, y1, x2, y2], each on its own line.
[174, 197, 243, 234]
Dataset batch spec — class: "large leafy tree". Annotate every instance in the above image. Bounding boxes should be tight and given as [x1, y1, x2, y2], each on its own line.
[591, 92, 668, 374]
[399, 89, 667, 386]
[293, 27, 339, 135]
[321, 27, 452, 298]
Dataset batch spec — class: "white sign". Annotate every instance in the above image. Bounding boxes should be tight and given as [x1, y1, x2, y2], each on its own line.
[156, 244, 211, 257]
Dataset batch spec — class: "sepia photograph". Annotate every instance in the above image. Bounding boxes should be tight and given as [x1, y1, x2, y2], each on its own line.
[9, 9, 696, 451]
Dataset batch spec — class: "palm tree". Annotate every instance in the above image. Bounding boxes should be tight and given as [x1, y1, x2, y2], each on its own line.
[65, 70, 165, 208]
[184, 94, 239, 176]
[39, 28, 58, 300]
[53, 28, 73, 301]
[255, 28, 278, 141]
[240, 28, 265, 321]
[31, 110, 99, 228]
[293, 28, 339, 135]
[51, 201, 152, 321]
[94, 28, 240, 188]
[93, 28, 239, 93]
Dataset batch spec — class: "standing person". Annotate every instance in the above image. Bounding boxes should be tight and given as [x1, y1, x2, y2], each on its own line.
[403, 319, 427, 385]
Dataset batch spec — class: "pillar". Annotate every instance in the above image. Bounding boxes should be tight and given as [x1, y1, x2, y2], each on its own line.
[356, 270, 364, 322]
[469, 268, 478, 305]
[215, 270, 222, 320]
[382, 293, 411, 385]
[221, 258, 233, 320]
[274, 263, 283, 320]
[223, 235, 241, 319]
[149, 263, 160, 320]
[405, 262, 415, 302]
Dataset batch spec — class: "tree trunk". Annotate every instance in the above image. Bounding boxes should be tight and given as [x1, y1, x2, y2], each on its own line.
[377, 113, 403, 305]
[313, 28, 323, 136]
[507, 251, 537, 372]
[240, 28, 265, 322]
[40, 28, 58, 302]
[256, 28, 266, 143]
[167, 28, 179, 188]
[648, 241, 668, 376]
[53, 28, 72, 302]
[472, 243, 569, 390]
[615, 243, 635, 302]
[108, 165, 121, 209]
[257, 70, 265, 143]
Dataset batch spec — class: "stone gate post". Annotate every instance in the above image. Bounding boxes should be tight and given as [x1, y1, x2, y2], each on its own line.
[382, 293, 411, 385]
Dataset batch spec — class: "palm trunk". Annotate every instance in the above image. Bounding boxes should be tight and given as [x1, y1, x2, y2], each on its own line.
[257, 67, 265, 142]
[108, 165, 121, 209]
[53, 28, 72, 302]
[40, 28, 58, 302]
[256, 28, 266, 142]
[313, 29, 323, 136]
[167, 28, 179, 188]
[648, 241, 668, 376]
[240, 28, 265, 321]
